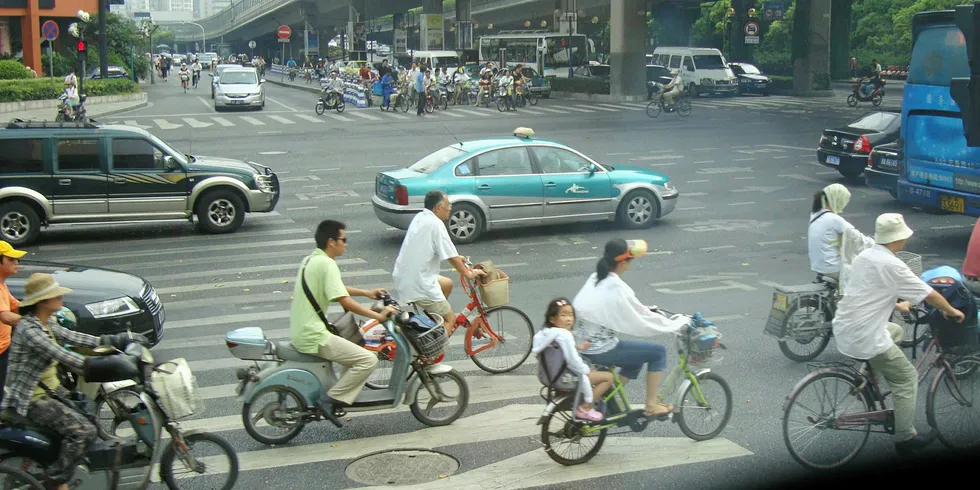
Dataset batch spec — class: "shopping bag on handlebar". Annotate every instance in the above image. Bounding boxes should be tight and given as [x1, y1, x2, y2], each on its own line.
[300, 262, 365, 347]
[475, 260, 509, 307]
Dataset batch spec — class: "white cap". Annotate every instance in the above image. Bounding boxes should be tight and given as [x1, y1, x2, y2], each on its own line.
[874, 213, 914, 244]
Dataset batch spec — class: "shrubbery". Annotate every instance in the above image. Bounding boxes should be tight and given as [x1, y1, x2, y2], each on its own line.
[0, 78, 139, 103]
[0, 60, 30, 80]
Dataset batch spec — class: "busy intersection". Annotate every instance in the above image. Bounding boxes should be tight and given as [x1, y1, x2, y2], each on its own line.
[7, 78, 975, 489]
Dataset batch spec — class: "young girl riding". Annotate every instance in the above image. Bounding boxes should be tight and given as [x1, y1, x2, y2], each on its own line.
[532, 298, 614, 422]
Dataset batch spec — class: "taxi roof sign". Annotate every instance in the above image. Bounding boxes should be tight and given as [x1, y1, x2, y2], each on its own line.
[514, 127, 534, 138]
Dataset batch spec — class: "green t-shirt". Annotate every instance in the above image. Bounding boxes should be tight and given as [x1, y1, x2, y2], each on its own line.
[289, 249, 349, 354]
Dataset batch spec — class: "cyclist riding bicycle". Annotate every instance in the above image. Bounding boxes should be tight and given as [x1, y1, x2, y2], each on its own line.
[177, 64, 190, 88]
[190, 59, 202, 88]
[831, 213, 964, 456]
[661, 69, 683, 110]
[572, 239, 692, 418]
[808, 183, 874, 287]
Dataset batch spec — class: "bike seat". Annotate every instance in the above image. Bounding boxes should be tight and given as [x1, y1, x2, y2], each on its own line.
[816, 274, 839, 286]
[274, 342, 327, 363]
[0, 409, 33, 428]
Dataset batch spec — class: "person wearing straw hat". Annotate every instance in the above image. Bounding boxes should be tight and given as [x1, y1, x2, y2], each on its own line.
[832, 213, 965, 456]
[0, 273, 146, 489]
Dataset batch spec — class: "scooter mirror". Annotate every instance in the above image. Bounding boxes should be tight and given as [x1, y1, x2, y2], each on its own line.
[370, 300, 384, 313]
[395, 311, 411, 325]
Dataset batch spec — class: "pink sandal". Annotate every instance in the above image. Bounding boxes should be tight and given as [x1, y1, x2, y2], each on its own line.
[575, 407, 604, 422]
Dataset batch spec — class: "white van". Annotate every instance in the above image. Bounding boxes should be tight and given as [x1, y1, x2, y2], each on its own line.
[393, 50, 461, 71]
[650, 47, 737, 97]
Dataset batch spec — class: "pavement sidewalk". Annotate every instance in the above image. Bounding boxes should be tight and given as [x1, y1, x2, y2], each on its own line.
[2, 98, 148, 123]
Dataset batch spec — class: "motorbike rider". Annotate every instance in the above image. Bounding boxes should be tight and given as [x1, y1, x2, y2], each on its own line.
[289, 220, 396, 427]
[0, 273, 147, 489]
[808, 183, 873, 282]
[323, 70, 345, 105]
[177, 63, 190, 88]
[190, 58, 202, 88]
[572, 239, 692, 418]
[662, 69, 683, 110]
[831, 213, 964, 456]
[452, 66, 469, 105]
[61, 79, 80, 115]
[476, 65, 493, 106]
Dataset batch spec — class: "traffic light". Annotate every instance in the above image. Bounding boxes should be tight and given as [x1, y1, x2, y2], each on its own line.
[76, 40, 87, 62]
[950, 2, 980, 146]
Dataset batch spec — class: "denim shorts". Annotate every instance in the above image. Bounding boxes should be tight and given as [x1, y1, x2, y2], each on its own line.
[583, 339, 667, 379]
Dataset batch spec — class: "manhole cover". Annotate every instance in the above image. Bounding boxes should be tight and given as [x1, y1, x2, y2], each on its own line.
[345, 449, 460, 485]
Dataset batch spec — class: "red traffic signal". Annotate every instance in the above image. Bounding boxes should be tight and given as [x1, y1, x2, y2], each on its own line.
[77, 40, 86, 52]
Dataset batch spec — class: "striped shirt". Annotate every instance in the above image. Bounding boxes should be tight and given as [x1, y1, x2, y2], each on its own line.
[1, 314, 99, 416]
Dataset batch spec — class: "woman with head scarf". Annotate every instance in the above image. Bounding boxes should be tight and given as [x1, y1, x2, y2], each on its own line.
[808, 183, 872, 281]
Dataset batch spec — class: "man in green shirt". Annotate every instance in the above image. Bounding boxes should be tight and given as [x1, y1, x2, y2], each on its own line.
[289, 220, 395, 426]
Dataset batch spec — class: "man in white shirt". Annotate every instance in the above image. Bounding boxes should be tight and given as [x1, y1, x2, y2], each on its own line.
[392, 190, 485, 335]
[832, 213, 964, 455]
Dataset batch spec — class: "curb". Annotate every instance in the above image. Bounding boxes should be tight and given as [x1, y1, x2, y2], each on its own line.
[0, 91, 147, 114]
[267, 79, 321, 94]
[88, 100, 150, 120]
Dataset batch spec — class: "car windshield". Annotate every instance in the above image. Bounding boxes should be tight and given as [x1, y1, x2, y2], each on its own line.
[521, 67, 538, 77]
[219, 71, 257, 84]
[647, 66, 669, 79]
[737, 64, 761, 74]
[407, 145, 468, 174]
[693, 55, 726, 70]
[848, 112, 899, 131]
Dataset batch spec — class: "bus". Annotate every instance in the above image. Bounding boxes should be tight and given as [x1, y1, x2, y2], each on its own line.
[896, 9, 979, 216]
[477, 31, 593, 78]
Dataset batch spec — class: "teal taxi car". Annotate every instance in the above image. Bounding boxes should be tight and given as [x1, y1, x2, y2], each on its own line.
[372, 128, 679, 244]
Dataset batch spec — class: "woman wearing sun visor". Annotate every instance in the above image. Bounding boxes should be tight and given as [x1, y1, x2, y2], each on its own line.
[572, 239, 691, 418]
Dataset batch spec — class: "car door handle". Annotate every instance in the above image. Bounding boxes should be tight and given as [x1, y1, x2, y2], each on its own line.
[58, 179, 71, 186]
[544, 182, 556, 187]
[113, 177, 127, 184]
[477, 184, 491, 190]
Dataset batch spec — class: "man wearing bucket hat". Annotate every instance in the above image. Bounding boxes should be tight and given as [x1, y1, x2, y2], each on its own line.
[0, 273, 146, 488]
[0, 240, 27, 404]
[832, 213, 965, 456]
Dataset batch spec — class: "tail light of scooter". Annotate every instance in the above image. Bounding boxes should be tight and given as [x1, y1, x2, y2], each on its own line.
[395, 185, 409, 205]
[853, 135, 871, 153]
[928, 276, 958, 285]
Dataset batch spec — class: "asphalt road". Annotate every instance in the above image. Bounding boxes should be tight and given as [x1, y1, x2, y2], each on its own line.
[23, 79, 972, 489]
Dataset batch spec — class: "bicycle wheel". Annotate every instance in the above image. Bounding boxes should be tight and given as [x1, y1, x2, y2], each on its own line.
[541, 401, 607, 466]
[159, 431, 239, 490]
[94, 386, 144, 439]
[527, 91, 538, 106]
[677, 98, 692, 116]
[425, 98, 434, 113]
[469, 305, 534, 374]
[676, 372, 733, 441]
[400, 95, 410, 112]
[646, 100, 662, 118]
[782, 370, 873, 470]
[927, 355, 980, 450]
[0, 465, 44, 489]
[778, 297, 832, 362]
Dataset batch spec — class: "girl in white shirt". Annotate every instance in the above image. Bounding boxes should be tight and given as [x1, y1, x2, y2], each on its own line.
[532, 298, 612, 422]
[807, 183, 872, 280]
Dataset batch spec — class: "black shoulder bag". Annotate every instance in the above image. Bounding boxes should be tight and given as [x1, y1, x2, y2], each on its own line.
[299, 261, 365, 346]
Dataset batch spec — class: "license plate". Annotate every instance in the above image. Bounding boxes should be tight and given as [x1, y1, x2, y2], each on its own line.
[230, 100, 244, 104]
[825, 155, 840, 165]
[940, 194, 966, 213]
[773, 294, 788, 312]
[880, 158, 899, 169]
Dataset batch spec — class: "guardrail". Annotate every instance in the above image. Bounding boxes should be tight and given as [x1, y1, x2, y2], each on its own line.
[170, 0, 297, 41]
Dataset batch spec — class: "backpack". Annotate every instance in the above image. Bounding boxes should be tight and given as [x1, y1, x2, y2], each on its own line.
[536, 341, 578, 392]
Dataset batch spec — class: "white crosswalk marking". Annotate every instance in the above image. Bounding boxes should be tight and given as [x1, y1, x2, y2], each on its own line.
[183, 117, 213, 128]
[293, 114, 324, 123]
[561, 106, 596, 113]
[599, 103, 641, 111]
[533, 107, 571, 114]
[211, 117, 235, 126]
[239, 116, 265, 125]
[348, 111, 382, 121]
[123, 120, 152, 129]
[266, 115, 295, 124]
[386, 112, 409, 120]
[455, 108, 491, 117]
[520, 108, 546, 115]
[440, 111, 465, 117]
[589, 105, 621, 112]
[153, 119, 182, 129]
[325, 113, 353, 122]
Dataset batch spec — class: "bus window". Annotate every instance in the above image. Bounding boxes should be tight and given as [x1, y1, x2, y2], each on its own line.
[907, 26, 969, 87]
[683, 57, 695, 71]
[668, 55, 681, 69]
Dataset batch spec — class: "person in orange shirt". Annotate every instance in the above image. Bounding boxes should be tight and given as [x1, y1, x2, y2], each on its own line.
[0, 240, 26, 403]
[962, 219, 980, 296]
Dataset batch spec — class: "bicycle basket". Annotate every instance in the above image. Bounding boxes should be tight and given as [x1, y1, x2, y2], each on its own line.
[477, 267, 509, 308]
[149, 358, 200, 421]
[685, 324, 723, 365]
[402, 313, 449, 359]
[895, 251, 923, 277]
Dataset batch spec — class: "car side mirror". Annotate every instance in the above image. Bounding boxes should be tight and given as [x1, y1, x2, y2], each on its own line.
[260, 79, 266, 84]
[163, 156, 180, 171]
[588, 163, 597, 175]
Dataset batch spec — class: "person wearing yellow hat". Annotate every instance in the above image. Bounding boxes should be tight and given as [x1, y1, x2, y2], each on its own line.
[0, 273, 146, 489]
[0, 240, 26, 405]
[572, 238, 692, 418]
[832, 213, 965, 456]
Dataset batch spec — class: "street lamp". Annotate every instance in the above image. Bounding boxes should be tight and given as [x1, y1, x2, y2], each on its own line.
[141, 19, 159, 84]
[183, 21, 206, 54]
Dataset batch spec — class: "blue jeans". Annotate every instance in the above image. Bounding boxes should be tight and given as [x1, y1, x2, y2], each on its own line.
[583, 339, 667, 380]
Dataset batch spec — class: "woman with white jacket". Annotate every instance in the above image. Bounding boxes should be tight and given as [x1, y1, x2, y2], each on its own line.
[808, 183, 874, 285]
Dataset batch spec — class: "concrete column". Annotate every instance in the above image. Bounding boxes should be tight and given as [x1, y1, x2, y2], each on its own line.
[22, 0, 42, 75]
[792, 0, 832, 93]
[609, 0, 646, 99]
[456, 0, 472, 50]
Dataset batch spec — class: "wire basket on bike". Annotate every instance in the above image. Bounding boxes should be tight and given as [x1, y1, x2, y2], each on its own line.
[678, 315, 724, 365]
[896, 251, 923, 277]
[402, 312, 449, 361]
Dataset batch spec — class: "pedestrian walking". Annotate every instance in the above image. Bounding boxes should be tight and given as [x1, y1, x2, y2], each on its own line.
[416, 67, 427, 116]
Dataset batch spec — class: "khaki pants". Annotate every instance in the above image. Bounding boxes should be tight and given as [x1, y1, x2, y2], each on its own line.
[315, 336, 378, 405]
[868, 322, 918, 441]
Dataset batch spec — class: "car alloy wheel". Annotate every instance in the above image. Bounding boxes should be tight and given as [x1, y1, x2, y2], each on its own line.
[448, 203, 483, 244]
[0, 210, 32, 243]
[207, 198, 237, 228]
[627, 195, 653, 224]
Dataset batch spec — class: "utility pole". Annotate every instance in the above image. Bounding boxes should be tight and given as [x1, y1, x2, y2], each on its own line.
[99, 0, 108, 79]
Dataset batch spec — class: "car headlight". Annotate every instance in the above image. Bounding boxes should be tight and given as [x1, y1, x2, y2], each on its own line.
[249, 92, 261, 96]
[701, 78, 713, 85]
[256, 174, 276, 192]
[662, 181, 676, 193]
[85, 297, 141, 319]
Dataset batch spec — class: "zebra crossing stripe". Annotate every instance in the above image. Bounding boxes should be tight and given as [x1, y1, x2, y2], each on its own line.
[533, 107, 570, 114]
[325, 113, 353, 122]
[441, 111, 465, 118]
[211, 117, 235, 126]
[123, 120, 151, 129]
[386, 112, 409, 120]
[266, 115, 295, 124]
[561, 106, 596, 113]
[348, 111, 382, 121]
[183, 117, 213, 128]
[455, 109, 491, 117]
[589, 105, 621, 112]
[239, 116, 265, 125]
[599, 103, 642, 111]
[620, 102, 651, 109]
[520, 108, 546, 115]
[293, 114, 324, 123]
[153, 119, 182, 129]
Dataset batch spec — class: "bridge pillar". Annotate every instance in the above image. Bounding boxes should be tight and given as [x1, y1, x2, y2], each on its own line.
[792, 0, 833, 95]
[456, 0, 473, 50]
[608, 0, 647, 100]
[421, 0, 445, 50]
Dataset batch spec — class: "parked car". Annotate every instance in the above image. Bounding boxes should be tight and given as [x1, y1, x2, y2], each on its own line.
[865, 142, 901, 198]
[646, 64, 673, 99]
[572, 64, 610, 81]
[211, 63, 243, 99]
[729, 62, 772, 96]
[86, 65, 129, 80]
[817, 110, 901, 181]
[0, 119, 281, 247]
[6, 260, 165, 345]
[372, 127, 679, 244]
[213, 67, 266, 111]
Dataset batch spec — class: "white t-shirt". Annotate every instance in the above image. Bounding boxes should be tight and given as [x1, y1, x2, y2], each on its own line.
[832, 245, 934, 360]
[392, 209, 459, 304]
[808, 210, 854, 274]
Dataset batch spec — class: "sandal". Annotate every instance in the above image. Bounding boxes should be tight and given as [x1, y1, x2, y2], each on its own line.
[644, 402, 674, 417]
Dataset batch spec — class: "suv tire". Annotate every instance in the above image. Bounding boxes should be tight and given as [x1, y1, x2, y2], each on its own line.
[195, 189, 245, 234]
[0, 201, 41, 247]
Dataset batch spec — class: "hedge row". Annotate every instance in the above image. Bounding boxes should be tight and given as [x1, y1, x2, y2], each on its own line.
[548, 76, 610, 95]
[0, 78, 140, 103]
[0, 60, 31, 80]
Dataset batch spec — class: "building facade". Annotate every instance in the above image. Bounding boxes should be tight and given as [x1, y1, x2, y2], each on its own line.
[0, 0, 100, 74]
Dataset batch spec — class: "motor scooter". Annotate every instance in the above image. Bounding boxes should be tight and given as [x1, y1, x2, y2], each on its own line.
[226, 293, 470, 446]
[315, 87, 346, 114]
[847, 77, 885, 107]
[56, 94, 87, 122]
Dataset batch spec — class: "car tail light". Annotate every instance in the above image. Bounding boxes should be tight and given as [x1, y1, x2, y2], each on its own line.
[853, 135, 871, 153]
[868, 153, 874, 167]
[395, 185, 409, 205]
[929, 277, 958, 285]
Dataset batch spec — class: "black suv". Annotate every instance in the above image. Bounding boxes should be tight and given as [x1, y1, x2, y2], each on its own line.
[0, 119, 280, 247]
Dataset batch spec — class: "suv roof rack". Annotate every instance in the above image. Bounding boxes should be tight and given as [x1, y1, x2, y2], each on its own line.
[6, 118, 102, 129]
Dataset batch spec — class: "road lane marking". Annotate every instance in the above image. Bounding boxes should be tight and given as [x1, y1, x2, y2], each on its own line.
[239, 116, 265, 125]
[589, 105, 620, 112]
[779, 197, 808, 202]
[287, 206, 318, 211]
[325, 113, 353, 122]
[560, 106, 596, 113]
[758, 240, 793, 246]
[607, 152, 632, 156]
[685, 192, 707, 197]
[153, 119, 182, 129]
[266, 114, 294, 124]
[556, 256, 598, 263]
[123, 120, 151, 129]
[195, 96, 213, 111]
[931, 225, 965, 230]
[386, 112, 409, 119]
[677, 206, 706, 211]
[293, 114, 324, 123]
[348, 111, 382, 121]
[650, 162, 676, 167]
[733, 157, 756, 161]
[310, 168, 340, 172]
[700, 245, 735, 251]
[693, 160, 715, 164]
[182, 117, 213, 128]
[599, 103, 641, 111]
[266, 97, 299, 111]
[211, 116, 234, 126]
[455, 108, 491, 117]
[764, 144, 815, 151]
[157, 269, 389, 295]
[733, 176, 756, 180]
[728, 202, 756, 206]
[693, 148, 717, 151]
[534, 107, 570, 114]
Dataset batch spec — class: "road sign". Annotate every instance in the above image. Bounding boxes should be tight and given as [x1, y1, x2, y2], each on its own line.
[277, 25, 291, 39]
[248, 40, 256, 49]
[41, 20, 58, 41]
[763, 2, 786, 20]
[745, 36, 760, 44]
[744, 21, 760, 36]
[278, 38, 290, 43]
